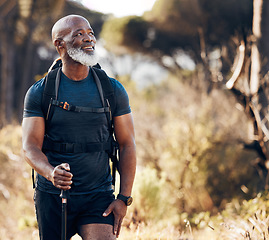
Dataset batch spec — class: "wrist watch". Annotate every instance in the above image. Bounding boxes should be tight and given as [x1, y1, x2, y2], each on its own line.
[117, 194, 133, 206]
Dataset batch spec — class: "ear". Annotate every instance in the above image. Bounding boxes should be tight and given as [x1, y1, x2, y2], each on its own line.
[54, 39, 65, 49]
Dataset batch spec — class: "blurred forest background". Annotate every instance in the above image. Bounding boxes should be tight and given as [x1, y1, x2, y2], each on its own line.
[2, 0, 269, 239]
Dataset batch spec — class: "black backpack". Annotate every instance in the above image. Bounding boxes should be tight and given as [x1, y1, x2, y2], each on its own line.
[32, 59, 119, 189]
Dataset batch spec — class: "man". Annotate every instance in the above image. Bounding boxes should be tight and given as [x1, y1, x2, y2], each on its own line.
[22, 15, 136, 240]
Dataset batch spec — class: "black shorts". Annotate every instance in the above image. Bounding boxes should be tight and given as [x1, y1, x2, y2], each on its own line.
[34, 189, 115, 240]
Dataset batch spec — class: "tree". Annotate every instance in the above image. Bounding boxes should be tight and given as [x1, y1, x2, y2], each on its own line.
[100, 16, 149, 55]
[225, 0, 269, 188]
[101, 0, 252, 75]
[101, 0, 269, 188]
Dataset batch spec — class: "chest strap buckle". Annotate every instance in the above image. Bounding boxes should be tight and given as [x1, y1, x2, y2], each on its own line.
[63, 102, 69, 110]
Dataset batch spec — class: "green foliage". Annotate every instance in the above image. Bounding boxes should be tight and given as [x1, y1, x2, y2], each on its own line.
[101, 16, 148, 54]
[101, 17, 129, 50]
[149, 0, 252, 47]
[120, 192, 269, 239]
[131, 166, 177, 223]
[199, 0, 252, 44]
[130, 72, 261, 216]
[18, 216, 37, 230]
[205, 144, 260, 207]
[221, 192, 269, 220]
[101, 0, 253, 68]
[192, 192, 269, 239]
[150, 0, 202, 36]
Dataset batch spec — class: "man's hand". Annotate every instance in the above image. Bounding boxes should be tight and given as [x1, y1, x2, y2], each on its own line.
[103, 199, 127, 238]
[49, 163, 73, 190]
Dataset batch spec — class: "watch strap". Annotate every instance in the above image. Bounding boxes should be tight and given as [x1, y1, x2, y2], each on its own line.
[117, 194, 133, 206]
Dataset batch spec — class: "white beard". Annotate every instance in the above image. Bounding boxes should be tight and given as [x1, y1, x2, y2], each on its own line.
[66, 46, 97, 66]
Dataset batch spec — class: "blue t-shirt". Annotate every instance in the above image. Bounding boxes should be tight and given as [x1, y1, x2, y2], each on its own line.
[23, 70, 131, 195]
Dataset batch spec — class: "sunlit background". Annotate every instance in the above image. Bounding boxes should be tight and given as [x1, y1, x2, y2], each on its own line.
[1, 0, 269, 239]
[80, 0, 156, 17]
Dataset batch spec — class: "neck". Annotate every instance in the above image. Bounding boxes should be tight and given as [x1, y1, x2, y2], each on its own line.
[62, 60, 90, 81]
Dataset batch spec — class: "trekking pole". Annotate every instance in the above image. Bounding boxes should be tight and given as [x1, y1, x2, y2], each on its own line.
[60, 190, 69, 240]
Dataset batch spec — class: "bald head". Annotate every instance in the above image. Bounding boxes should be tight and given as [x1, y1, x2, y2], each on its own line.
[51, 15, 91, 42]
[51, 14, 97, 67]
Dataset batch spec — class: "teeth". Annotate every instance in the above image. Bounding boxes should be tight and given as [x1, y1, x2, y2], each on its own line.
[83, 46, 93, 50]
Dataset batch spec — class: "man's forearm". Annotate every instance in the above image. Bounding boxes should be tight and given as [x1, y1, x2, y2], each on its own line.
[22, 117, 54, 181]
[23, 144, 54, 182]
[118, 144, 136, 196]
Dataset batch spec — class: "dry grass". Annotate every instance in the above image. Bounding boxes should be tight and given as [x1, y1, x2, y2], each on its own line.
[216, 210, 269, 240]
[0, 125, 37, 240]
[1, 125, 269, 240]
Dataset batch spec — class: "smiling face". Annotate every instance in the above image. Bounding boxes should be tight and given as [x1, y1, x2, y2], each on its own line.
[52, 15, 98, 66]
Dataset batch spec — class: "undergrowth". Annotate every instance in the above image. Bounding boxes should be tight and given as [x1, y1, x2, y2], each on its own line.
[1, 124, 269, 240]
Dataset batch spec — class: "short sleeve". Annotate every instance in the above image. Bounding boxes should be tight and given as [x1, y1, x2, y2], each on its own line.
[110, 78, 131, 117]
[23, 78, 45, 118]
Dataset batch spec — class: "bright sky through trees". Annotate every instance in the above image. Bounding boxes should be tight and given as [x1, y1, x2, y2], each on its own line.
[80, 0, 156, 17]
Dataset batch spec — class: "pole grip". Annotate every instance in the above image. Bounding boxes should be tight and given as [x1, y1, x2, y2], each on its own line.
[60, 189, 70, 199]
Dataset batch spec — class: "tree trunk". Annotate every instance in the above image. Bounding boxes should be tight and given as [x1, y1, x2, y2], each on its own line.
[251, 0, 269, 188]
[18, 29, 37, 121]
[260, 0, 269, 74]
[0, 24, 15, 126]
[225, 0, 269, 189]
[250, 0, 262, 95]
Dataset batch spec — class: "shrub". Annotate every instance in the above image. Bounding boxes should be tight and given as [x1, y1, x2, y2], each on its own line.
[130, 166, 178, 225]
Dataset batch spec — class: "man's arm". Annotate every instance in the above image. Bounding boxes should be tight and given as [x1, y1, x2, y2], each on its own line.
[114, 113, 136, 197]
[103, 113, 136, 237]
[22, 117, 72, 190]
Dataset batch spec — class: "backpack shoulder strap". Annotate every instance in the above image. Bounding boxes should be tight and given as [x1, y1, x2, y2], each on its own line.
[42, 58, 62, 119]
[91, 64, 119, 188]
[42, 67, 61, 121]
[92, 64, 116, 116]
